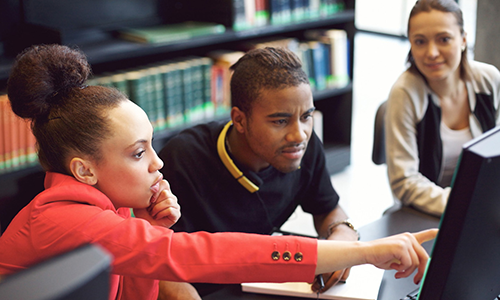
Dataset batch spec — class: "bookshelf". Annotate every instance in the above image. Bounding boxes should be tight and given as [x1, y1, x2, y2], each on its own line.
[0, 0, 356, 232]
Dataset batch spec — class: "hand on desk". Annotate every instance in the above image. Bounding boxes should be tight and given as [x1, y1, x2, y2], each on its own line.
[363, 229, 438, 284]
[312, 223, 359, 293]
[134, 179, 181, 228]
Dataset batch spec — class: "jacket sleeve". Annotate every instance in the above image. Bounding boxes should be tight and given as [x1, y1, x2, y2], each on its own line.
[385, 84, 449, 216]
[34, 203, 318, 284]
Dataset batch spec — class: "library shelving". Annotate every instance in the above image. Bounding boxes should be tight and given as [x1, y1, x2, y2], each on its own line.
[0, 0, 356, 232]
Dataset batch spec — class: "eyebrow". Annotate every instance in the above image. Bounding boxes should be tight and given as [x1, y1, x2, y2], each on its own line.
[266, 107, 316, 118]
[126, 139, 148, 150]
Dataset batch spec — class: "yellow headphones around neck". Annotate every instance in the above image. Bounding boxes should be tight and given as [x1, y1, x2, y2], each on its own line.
[217, 121, 259, 193]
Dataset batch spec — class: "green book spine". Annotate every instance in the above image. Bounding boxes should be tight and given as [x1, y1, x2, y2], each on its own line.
[125, 71, 149, 119]
[111, 73, 129, 96]
[165, 63, 184, 128]
[201, 57, 214, 119]
[147, 66, 167, 131]
[189, 58, 206, 123]
[179, 61, 194, 124]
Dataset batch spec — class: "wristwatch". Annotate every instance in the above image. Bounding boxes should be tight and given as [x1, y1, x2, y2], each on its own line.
[327, 219, 360, 240]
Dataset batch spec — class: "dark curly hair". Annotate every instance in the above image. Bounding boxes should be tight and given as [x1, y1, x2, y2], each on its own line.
[7, 44, 127, 175]
[229, 47, 309, 115]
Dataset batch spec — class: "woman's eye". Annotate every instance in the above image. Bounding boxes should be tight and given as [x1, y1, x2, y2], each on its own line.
[134, 150, 146, 159]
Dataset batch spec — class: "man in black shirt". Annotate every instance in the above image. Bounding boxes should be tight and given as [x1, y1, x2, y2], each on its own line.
[158, 47, 358, 299]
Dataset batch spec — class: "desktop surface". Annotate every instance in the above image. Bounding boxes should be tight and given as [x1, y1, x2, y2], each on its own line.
[203, 207, 439, 300]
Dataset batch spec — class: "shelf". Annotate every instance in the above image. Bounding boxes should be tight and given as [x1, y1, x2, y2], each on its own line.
[0, 10, 354, 81]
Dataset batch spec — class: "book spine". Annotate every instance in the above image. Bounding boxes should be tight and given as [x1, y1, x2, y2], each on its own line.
[16, 111, 27, 167]
[189, 58, 206, 123]
[126, 71, 150, 120]
[233, 0, 248, 31]
[244, 0, 256, 28]
[168, 63, 185, 128]
[211, 65, 227, 116]
[0, 95, 6, 172]
[150, 66, 167, 131]
[25, 119, 37, 165]
[254, 0, 269, 26]
[111, 73, 129, 96]
[201, 57, 215, 119]
[327, 29, 350, 88]
[4, 100, 20, 170]
[178, 61, 194, 124]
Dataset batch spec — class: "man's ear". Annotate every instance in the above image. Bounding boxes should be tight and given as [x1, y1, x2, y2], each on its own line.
[231, 106, 247, 134]
[69, 157, 97, 185]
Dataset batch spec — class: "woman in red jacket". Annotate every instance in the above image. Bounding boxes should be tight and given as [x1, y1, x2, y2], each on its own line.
[0, 44, 436, 300]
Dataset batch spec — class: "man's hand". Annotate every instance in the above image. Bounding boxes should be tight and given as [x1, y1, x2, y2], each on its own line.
[157, 281, 201, 300]
[134, 179, 181, 228]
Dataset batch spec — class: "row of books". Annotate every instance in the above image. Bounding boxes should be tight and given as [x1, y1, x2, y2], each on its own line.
[87, 56, 239, 132]
[118, 0, 346, 45]
[0, 28, 349, 174]
[245, 28, 350, 91]
[0, 95, 38, 174]
[235, 0, 346, 30]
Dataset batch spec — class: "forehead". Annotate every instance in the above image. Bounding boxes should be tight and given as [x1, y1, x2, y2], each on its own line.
[105, 100, 152, 144]
[409, 10, 461, 35]
[253, 84, 313, 114]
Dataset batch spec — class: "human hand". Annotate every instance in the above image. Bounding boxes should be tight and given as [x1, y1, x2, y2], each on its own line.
[134, 179, 181, 228]
[363, 229, 438, 284]
[311, 269, 350, 293]
[312, 224, 357, 292]
[157, 281, 201, 300]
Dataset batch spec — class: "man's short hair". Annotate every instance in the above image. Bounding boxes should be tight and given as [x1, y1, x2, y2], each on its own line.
[229, 47, 309, 114]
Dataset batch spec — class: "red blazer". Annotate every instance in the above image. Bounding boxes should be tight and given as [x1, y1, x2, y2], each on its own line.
[0, 172, 317, 300]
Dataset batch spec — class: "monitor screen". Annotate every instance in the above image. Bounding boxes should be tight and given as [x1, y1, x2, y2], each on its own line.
[0, 244, 112, 300]
[417, 125, 500, 299]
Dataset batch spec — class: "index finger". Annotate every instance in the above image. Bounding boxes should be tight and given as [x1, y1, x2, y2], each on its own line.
[413, 228, 438, 244]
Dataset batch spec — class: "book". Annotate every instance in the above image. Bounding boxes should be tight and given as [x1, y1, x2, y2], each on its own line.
[200, 57, 215, 119]
[0, 95, 7, 171]
[305, 29, 350, 88]
[254, 0, 269, 26]
[118, 22, 226, 44]
[241, 264, 384, 300]
[207, 50, 245, 115]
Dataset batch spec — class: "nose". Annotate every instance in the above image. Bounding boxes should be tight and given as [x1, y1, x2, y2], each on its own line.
[285, 120, 308, 144]
[426, 41, 439, 59]
[150, 150, 164, 173]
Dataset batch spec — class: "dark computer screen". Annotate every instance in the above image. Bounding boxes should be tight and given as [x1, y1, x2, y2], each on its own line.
[418, 125, 500, 299]
[0, 244, 112, 300]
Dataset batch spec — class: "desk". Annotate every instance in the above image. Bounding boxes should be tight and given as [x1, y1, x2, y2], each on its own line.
[204, 207, 440, 300]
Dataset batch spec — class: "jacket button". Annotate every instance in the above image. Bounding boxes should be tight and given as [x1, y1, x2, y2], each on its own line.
[271, 251, 280, 261]
[283, 251, 292, 261]
[294, 252, 303, 262]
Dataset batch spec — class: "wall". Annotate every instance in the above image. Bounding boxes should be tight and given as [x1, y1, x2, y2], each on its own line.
[474, 0, 500, 68]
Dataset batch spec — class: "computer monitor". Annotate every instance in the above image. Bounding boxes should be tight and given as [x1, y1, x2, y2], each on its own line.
[0, 244, 112, 300]
[417, 125, 500, 299]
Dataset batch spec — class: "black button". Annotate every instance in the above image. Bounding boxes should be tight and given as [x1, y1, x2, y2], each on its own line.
[271, 251, 280, 261]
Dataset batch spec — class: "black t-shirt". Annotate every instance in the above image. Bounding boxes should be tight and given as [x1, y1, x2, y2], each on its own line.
[159, 120, 339, 235]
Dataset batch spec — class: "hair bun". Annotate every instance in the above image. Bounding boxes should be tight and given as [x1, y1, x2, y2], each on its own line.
[7, 44, 92, 119]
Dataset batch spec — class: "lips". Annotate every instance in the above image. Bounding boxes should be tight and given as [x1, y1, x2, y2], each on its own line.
[150, 173, 163, 195]
[281, 145, 305, 159]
